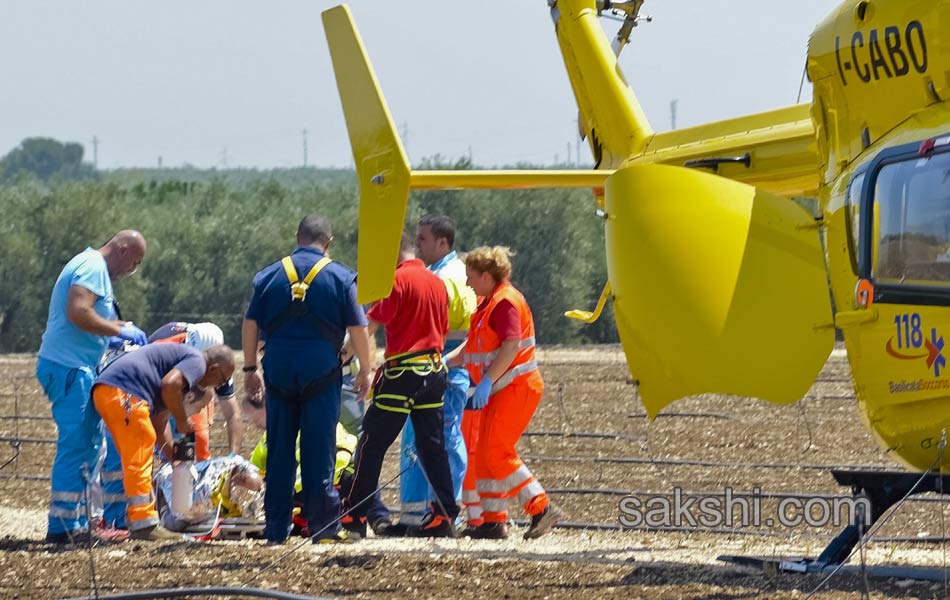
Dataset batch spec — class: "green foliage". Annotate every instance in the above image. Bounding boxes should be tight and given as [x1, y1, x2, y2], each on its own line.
[0, 169, 618, 353]
[0, 138, 97, 183]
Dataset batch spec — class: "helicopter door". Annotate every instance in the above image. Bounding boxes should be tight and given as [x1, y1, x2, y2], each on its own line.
[843, 137, 950, 457]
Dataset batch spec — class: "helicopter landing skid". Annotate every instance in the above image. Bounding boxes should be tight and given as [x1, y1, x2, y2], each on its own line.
[719, 469, 950, 582]
[717, 554, 950, 582]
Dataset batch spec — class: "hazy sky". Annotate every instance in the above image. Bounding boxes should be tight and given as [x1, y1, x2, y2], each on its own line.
[1, 1, 836, 169]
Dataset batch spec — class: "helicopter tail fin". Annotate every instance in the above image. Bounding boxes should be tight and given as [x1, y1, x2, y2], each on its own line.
[323, 4, 410, 304]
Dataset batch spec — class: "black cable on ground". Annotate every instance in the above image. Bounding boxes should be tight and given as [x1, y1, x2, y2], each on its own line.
[1, 382, 23, 474]
[81, 464, 100, 600]
[524, 454, 892, 472]
[0, 441, 20, 472]
[523, 431, 644, 442]
[59, 587, 333, 600]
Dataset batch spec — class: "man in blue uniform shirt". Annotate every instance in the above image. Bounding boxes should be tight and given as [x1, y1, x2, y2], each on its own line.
[36, 230, 147, 544]
[242, 214, 372, 544]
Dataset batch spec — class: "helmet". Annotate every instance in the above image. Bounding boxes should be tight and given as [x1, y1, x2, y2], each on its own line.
[185, 322, 224, 351]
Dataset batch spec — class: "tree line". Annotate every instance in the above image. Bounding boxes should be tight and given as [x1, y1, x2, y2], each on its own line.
[0, 164, 618, 353]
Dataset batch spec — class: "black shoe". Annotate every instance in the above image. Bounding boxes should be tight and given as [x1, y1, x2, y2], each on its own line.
[409, 514, 457, 538]
[371, 518, 399, 537]
[460, 523, 481, 538]
[45, 530, 83, 545]
[315, 529, 355, 544]
[523, 504, 563, 540]
[129, 525, 180, 541]
[470, 522, 508, 540]
[341, 516, 367, 541]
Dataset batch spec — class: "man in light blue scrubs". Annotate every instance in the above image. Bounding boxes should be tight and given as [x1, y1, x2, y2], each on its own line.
[36, 230, 147, 544]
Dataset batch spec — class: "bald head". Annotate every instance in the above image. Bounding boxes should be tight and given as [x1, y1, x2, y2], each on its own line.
[99, 230, 146, 280]
[200, 344, 236, 389]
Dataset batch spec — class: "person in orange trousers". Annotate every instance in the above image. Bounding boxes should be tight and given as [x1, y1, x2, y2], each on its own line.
[92, 343, 234, 540]
[459, 409, 482, 530]
[447, 246, 563, 540]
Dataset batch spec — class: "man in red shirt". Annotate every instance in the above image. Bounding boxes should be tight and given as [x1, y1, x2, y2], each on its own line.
[344, 233, 459, 538]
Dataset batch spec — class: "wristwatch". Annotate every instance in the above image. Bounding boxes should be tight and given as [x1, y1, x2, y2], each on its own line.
[242, 364, 258, 373]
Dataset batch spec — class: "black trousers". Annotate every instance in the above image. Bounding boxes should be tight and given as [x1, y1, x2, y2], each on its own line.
[346, 365, 459, 520]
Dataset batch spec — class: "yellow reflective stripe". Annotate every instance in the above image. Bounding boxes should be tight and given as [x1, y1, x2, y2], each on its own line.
[374, 394, 410, 402]
[411, 402, 443, 410]
[375, 404, 411, 414]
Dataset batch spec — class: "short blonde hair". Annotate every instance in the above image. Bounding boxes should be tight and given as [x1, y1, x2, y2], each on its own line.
[465, 246, 514, 283]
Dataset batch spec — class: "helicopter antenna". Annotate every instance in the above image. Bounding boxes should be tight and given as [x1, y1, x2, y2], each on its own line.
[596, 0, 651, 57]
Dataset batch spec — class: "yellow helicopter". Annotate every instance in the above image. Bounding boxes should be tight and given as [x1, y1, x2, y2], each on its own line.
[321, 0, 950, 480]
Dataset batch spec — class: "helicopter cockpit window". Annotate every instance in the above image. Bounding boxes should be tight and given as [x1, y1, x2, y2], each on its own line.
[872, 151, 950, 286]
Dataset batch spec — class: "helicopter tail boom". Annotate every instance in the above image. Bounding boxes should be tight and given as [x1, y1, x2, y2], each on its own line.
[551, 0, 654, 168]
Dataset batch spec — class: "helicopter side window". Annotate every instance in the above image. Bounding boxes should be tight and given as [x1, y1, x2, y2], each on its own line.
[845, 172, 865, 273]
[872, 151, 950, 287]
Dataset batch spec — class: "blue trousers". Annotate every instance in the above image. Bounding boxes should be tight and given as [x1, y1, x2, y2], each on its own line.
[263, 367, 342, 543]
[37, 358, 103, 535]
[399, 365, 468, 525]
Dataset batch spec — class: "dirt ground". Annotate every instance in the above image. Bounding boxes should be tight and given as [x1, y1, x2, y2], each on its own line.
[1, 347, 949, 600]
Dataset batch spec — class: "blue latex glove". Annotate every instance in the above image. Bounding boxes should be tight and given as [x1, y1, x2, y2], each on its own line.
[107, 336, 126, 349]
[467, 378, 493, 411]
[118, 322, 148, 346]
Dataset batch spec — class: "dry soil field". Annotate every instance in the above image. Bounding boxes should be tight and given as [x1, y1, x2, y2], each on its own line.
[0, 347, 948, 599]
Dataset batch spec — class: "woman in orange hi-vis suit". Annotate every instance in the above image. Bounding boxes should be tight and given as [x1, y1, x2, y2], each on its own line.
[449, 246, 563, 540]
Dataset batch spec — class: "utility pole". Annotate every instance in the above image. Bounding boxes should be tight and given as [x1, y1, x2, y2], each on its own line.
[302, 128, 309, 167]
[401, 121, 410, 159]
[91, 136, 99, 169]
[157, 156, 163, 169]
[220, 148, 229, 169]
[567, 143, 572, 166]
[670, 99, 678, 130]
